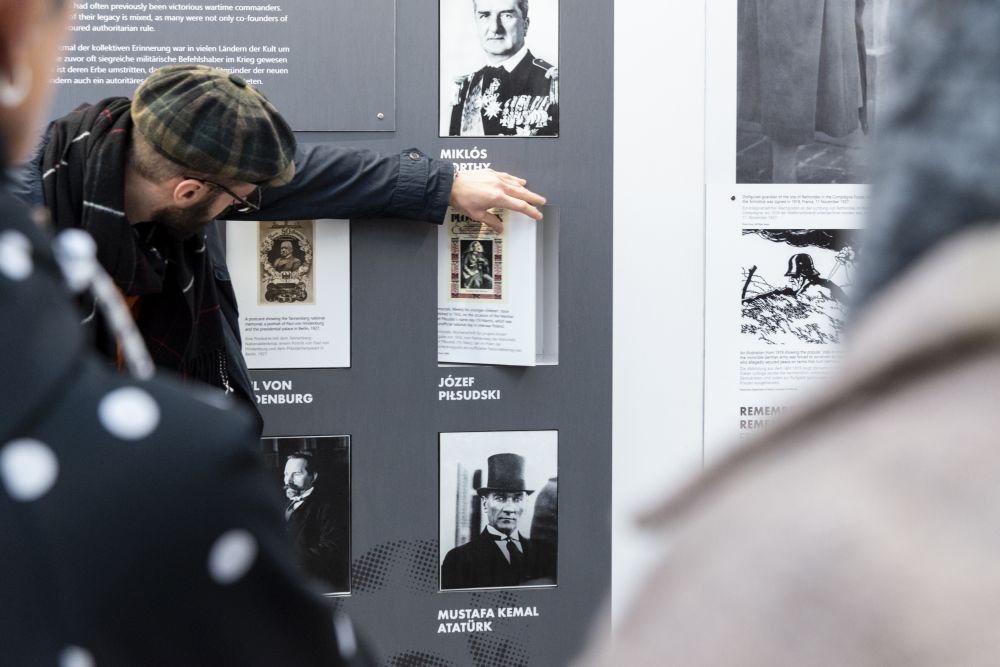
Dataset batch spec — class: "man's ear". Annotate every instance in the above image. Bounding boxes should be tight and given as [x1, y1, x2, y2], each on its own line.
[172, 178, 213, 209]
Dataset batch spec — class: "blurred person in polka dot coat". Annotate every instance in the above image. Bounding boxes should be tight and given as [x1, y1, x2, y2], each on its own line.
[0, 1, 371, 664]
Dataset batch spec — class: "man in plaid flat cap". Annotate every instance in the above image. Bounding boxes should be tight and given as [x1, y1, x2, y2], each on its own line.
[11, 64, 545, 429]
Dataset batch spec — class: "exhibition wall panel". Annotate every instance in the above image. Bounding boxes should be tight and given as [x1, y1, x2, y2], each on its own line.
[52, 1, 613, 664]
[52, 0, 397, 130]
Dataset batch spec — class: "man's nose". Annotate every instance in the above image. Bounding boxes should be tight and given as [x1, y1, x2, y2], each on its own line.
[491, 15, 505, 33]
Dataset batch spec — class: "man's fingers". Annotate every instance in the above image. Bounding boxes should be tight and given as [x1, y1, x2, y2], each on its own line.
[503, 182, 546, 207]
[481, 212, 505, 233]
[497, 171, 528, 186]
[450, 168, 545, 224]
[500, 195, 544, 221]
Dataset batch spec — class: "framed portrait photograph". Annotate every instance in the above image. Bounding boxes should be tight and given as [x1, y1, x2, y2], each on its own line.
[259, 435, 351, 595]
[440, 0, 560, 137]
[439, 430, 558, 592]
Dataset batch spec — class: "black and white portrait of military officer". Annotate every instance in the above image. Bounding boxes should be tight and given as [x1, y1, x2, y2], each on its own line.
[268, 238, 305, 273]
[440, 0, 559, 137]
[439, 432, 558, 591]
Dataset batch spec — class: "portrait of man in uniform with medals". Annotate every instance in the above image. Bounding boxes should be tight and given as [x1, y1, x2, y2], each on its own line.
[441, 0, 559, 137]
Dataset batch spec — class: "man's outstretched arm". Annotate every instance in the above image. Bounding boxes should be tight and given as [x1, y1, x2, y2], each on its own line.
[228, 144, 545, 232]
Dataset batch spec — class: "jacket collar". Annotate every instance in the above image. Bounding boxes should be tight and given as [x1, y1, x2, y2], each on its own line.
[841, 224, 1000, 383]
[487, 45, 530, 73]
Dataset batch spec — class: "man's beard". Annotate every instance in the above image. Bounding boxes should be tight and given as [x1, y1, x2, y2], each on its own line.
[150, 197, 217, 239]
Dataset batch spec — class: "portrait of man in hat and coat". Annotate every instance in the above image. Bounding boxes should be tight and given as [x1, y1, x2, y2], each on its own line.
[441, 453, 545, 590]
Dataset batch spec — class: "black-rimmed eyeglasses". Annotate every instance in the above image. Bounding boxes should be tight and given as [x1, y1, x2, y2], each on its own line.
[184, 176, 262, 217]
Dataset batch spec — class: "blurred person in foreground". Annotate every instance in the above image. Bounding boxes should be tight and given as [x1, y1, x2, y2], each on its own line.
[0, 1, 369, 664]
[577, 2, 1000, 665]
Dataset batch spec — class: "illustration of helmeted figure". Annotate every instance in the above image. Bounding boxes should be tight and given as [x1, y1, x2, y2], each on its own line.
[745, 252, 849, 304]
[448, 0, 559, 136]
[461, 240, 494, 289]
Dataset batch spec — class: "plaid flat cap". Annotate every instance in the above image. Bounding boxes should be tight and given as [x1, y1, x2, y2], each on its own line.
[131, 65, 296, 186]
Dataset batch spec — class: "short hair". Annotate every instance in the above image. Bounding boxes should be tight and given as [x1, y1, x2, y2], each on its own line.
[473, 0, 529, 19]
[285, 451, 315, 471]
[127, 131, 239, 188]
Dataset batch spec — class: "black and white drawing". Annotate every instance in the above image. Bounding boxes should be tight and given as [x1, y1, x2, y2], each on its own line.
[259, 435, 351, 595]
[741, 229, 859, 344]
[439, 431, 558, 591]
[440, 0, 559, 137]
[737, 0, 897, 184]
[258, 221, 314, 304]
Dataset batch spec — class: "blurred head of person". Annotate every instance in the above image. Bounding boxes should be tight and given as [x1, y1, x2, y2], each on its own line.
[0, 0, 73, 165]
[855, 1, 1000, 311]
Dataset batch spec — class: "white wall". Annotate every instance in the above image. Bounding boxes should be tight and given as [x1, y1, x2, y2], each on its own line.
[612, 0, 708, 620]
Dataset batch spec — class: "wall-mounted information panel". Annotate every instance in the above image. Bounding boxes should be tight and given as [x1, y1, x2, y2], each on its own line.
[51, 0, 397, 130]
[703, 0, 896, 461]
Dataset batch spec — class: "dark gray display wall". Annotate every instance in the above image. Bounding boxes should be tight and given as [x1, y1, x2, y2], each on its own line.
[54, 1, 612, 664]
[53, 1, 396, 130]
[258, 1, 612, 662]
[254, 0, 613, 667]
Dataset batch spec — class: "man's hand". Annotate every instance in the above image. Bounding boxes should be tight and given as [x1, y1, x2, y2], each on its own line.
[448, 169, 546, 233]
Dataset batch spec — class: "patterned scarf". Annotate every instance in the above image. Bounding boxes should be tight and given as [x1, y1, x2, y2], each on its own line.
[39, 97, 230, 391]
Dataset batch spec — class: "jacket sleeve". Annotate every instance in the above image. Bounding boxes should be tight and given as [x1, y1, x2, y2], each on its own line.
[228, 144, 454, 224]
[6, 133, 49, 209]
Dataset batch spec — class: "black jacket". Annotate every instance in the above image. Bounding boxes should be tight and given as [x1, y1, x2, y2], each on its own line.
[441, 528, 537, 590]
[287, 491, 350, 593]
[11, 134, 454, 432]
